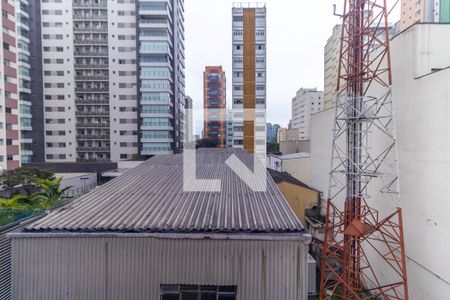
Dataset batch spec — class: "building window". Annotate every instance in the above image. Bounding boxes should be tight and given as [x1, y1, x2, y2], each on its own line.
[233, 16, 243, 22]
[160, 285, 237, 300]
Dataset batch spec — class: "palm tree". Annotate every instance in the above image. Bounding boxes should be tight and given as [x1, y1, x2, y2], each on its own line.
[32, 178, 71, 209]
[0, 194, 30, 211]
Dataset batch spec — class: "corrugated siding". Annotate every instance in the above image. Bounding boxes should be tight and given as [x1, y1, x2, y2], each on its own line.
[0, 215, 45, 300]
[12, 236, 308, 300]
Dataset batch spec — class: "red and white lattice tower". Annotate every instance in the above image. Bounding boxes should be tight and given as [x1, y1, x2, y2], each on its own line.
[319, 0, 409, 299]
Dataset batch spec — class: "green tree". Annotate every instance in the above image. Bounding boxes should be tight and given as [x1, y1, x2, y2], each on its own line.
[196, 138, 218, 149]
[0, 167, 55, 195]
[32, 178, 71, 209]
[266, 142, 280, 154]
[0, 194, 30, 211]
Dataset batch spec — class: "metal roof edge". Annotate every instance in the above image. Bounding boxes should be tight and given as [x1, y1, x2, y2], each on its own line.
[8, 231, 312, 243]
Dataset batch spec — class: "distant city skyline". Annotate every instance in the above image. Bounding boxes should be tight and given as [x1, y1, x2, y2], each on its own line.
[185, 0, 400, 128]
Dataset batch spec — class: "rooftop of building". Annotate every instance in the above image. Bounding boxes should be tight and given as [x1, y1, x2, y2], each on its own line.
[268, 152, 311, 160]
[267, 168, 320, 192]
[26, 149, 304, 235]
[232, 2, 266, 9]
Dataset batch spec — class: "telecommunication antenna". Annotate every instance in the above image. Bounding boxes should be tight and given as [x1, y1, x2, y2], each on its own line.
[319, 1, 409, 299]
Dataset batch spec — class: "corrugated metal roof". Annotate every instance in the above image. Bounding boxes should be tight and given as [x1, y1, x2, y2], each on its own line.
[26, 149, 304, 234]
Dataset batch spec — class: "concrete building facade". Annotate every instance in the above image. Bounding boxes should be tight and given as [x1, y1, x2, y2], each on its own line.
[0, 0, 21, 170]
[137, 0, 186, 157]
[16, 0, 33, 165]
[323, 24, 341, 110]
[35, 0, 185, 163]
[291, 88, 323, 141]
[232, 3, 266, 155]
[309, 24, 450, 300]
[226, 110, 233, 148]
[203, 66, 226, 148]
[400, 0, 450, 30]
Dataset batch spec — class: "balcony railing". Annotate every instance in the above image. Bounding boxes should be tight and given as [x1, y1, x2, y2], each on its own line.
[76, 123, 110, 128]
[74, 51, 108, 57]
[75, 87, 109, 92]
[74, 63, 109, 69]
[77, 146, 110, 152]
[77, 158, 110, 162]
[76, 99, 109, 105]
[74, 39, 108, 45]
[73, 2, 107, 8]
[73, 27, 108, 33]
[76, 135, 110, 140]
[75, 75, 109, 81]
[76, 111, 109, 116]
[73, 15, 107, 21]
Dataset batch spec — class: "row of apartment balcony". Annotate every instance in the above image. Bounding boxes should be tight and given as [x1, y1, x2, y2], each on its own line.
[73, 14, 107, 21]
[73, 26, 108, 33]
[74, 38, 108, 45]
[75, 111, 109, 116]
[76, 134, 110, 140]
[75, 87, 109, 93]
[74, 50, 108, 57]
[75, 74, 109, 81]
[77, 158, 110, 162]
[74, 63, 109, 69]
[73, 1, 107, 8]
[76, 123, 110, 128]
[76, 99, 109, 104]
[77, 146, 110, 152]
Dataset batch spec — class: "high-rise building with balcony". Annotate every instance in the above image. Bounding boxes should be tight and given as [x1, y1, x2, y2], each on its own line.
[324, 24, 341, 110]
[291, 88, 323, 141]
[400, 0, 450, 31]
[232, 3, 266, 155]
[137, 0, 185, 157]
[203, 66, 226, 148]
[36, 0, 185, 162]
[38, 0, 138, 162]
[0, 0, 21, 170]
[16, 0, 33, 164]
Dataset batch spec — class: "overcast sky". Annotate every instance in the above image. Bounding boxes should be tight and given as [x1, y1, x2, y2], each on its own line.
[185, 0, 400, 130]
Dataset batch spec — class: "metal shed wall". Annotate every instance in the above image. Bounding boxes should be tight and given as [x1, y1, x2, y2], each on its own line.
[11, 235, 309, 300]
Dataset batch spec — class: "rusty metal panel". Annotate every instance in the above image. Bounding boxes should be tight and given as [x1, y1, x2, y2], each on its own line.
[11, 236, 309, 300]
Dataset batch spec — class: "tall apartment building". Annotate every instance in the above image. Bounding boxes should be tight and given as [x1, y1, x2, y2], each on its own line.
[184, 95, 193, 142]
[291, 88, 323, 141]
[203, 66, 226, 148]
[226, 110, 233, 148]
[138, 0, 185, 157]
[324, 24, 341, 110]
[400, 0, 450, 30]
[37, 0, 185, 163]
[232, 3, 266, 155]
[15, 0, 33, 165]
[0, 0, 21, 170]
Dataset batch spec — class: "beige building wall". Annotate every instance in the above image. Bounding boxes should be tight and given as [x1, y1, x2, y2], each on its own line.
[324, 25, 342, 110]
[277, 127, 286, 143]
[400, 0, 426, 30]
[281, 158, 311, 185]
[276, 182, 319, 225]
[280, 140, 311, 155]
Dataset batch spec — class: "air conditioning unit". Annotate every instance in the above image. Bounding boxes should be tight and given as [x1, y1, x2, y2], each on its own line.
[308, 254, 317, 296]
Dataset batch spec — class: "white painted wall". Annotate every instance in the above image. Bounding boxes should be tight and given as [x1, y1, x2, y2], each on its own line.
[41, 1, 77, 162]
[309, 24, 450, 299]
